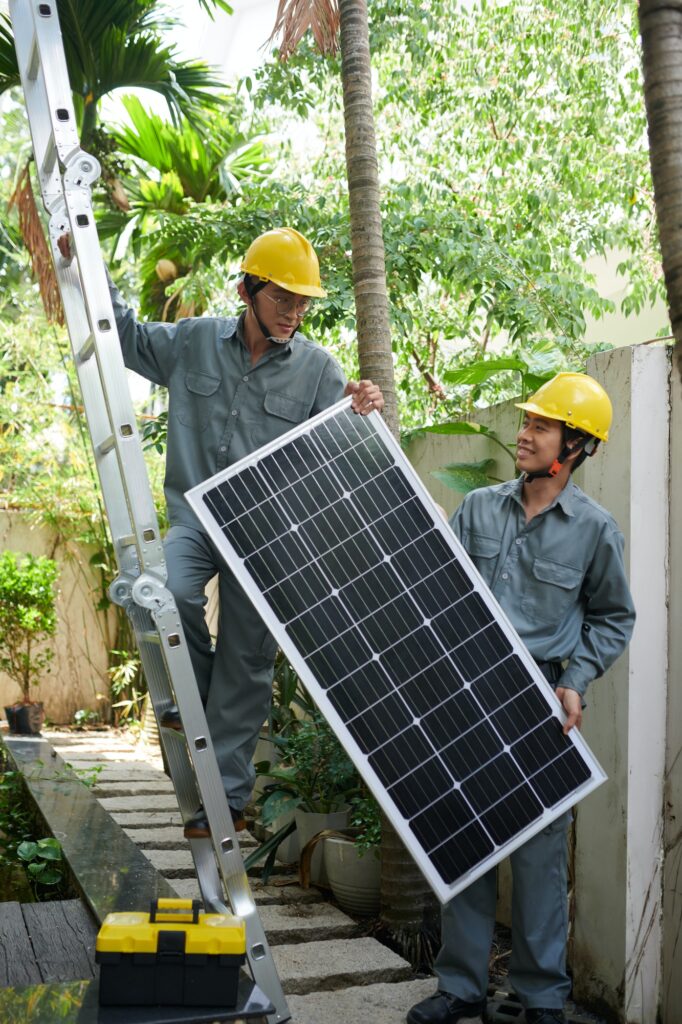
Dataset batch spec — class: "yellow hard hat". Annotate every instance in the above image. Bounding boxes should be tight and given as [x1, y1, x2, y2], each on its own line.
[241, 227, 327, 298]
[515, 372, 612, 442]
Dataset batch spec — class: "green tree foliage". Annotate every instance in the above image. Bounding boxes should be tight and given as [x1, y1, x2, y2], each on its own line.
[234, 0, 659, 426]
[0, 551, 58, 702]
[100, 92, 270, 320]
[124, 0, 659, 429]
[0, 1, 229, 149]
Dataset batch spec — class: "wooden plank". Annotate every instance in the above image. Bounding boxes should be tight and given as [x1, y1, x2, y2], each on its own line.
[0, 900, 41, 986]
[22, 899, 98, 983]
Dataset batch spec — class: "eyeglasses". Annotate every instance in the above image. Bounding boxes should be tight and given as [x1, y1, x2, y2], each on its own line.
[260, 291, 312, 319]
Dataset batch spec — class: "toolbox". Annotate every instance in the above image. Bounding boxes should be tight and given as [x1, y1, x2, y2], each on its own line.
[95, 898, 247, 1008]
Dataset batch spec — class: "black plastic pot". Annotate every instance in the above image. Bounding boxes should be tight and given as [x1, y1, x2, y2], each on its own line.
[4, 702, 44, 735]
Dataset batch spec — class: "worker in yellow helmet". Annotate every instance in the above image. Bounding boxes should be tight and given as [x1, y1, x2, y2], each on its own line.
[60, 226, 383, 839]
[408, 373, 635, 1024]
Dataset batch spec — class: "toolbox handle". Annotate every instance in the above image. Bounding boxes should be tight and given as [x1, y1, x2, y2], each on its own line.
[149, 898, 202, 924]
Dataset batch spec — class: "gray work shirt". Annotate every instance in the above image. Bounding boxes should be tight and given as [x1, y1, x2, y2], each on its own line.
[450, 476, 635, 696]
[108, 279, 347, 529]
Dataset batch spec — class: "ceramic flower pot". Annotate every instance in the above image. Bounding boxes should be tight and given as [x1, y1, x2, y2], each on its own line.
[294, 806, 349, 887]
[323, 835, 381, 917]
[4, 701, 44, 735]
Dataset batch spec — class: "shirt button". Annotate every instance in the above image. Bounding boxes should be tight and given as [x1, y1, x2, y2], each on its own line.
[231, 410, 238, 416]
[502, 572, 509, 580]
[515, 538, 523, 545]
[243, 375, 249, 382]
[219, 446, 227, 452]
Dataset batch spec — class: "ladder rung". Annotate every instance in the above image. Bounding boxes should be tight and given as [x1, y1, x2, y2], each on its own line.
[98, 434, 115, 456]
[77, 333, 95, 363]
[116, 535, 136, 548]
[41, 135, 56, 178]
[27, 36, 39, 80]
[138, 631, 161, 645]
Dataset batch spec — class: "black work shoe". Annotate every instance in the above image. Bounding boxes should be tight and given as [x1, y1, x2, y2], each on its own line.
[407, 991, 487, 1024]
[160, 705, 182, 731]
[525, 1011, 566, 1024]
[183, 805, 247, 839]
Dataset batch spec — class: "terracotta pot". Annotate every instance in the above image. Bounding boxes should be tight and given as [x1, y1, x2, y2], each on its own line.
[323, 835, 380, 917]
[4, 701, 44, 735]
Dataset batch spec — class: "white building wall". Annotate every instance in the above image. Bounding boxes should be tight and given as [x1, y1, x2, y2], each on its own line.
[0, 511, 113, 723]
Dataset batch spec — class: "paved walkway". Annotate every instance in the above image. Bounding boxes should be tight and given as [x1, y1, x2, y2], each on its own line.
[44, 727, 435, 1024]
[43, 727, 602, 1024]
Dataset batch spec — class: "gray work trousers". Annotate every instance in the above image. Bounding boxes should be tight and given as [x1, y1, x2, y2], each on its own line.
[435, 811, 572, 1010]
[164, 525, 278, 809]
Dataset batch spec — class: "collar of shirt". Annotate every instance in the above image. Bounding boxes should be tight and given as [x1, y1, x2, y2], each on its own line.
[223, 311, 304, 360]
[497, 475, 577, 518]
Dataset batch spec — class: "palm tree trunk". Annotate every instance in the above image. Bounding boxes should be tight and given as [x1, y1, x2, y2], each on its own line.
[338, 0, 438, 958]
[338, 0, 399, 437]
[639, 0, 682, 377]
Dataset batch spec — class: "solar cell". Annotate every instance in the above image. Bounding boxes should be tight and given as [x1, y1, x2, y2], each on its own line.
[186, 399, 605, 902]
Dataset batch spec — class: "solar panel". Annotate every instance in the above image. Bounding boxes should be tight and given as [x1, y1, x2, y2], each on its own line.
[185, 399, 606, 902]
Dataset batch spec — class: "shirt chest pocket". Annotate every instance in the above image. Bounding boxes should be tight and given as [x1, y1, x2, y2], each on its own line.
[521, 556, 583, 624]
[176, 371, 221, 432]
[251, 389, 311, 447]
[464, 532, 501, 587]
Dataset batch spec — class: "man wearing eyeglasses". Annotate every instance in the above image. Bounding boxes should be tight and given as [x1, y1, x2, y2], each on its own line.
[60, 225, 383, 838]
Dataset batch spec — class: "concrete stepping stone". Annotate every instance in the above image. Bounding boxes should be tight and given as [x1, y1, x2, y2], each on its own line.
[144, 849, 197, 876]
[287, 977, 436, 1023]
[168, 876, 323, 906]
[98, 794, 180, 812]
[257, 903, 360, 945]
[83, 766, 166, 781]
[93, 779, 176, 796]
[110, 809, 183, 827]
[273, 937, 413, 994]
[123, 827, 188, 848]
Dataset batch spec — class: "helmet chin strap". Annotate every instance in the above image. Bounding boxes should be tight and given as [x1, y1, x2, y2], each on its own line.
[524, 432, 599, 483]
[244, 277, 296, 345]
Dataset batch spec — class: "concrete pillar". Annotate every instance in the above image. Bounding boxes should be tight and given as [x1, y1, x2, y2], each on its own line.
[573, 344, 670, 1022]
[663, 355, 682, 1023]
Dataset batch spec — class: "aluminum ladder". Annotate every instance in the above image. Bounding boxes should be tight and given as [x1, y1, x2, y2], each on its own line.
[8, 2, 289, 1019]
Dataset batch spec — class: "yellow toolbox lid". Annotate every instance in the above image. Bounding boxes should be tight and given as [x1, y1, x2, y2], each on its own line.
[96, 899, 246, 955]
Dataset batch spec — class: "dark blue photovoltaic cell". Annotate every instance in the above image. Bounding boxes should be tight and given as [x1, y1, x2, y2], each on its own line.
[197, 407, 596, 891]
[431, 821, 496, 881]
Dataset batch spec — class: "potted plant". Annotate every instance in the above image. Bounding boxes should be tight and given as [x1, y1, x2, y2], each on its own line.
[323, 789, 382, 917]
[257, 709, 360, 885]
[0, 551, 58, 735]
[252, 654, 318, 864]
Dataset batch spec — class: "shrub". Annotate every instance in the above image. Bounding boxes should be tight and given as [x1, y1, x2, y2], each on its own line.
[0, 551, 58, 703]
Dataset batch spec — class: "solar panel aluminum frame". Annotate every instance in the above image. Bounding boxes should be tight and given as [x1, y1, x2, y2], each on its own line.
[185, 398, 606, 904]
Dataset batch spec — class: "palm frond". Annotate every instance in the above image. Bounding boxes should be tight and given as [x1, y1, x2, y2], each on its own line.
[96, 28, 223, 118]
[195, 0, 234, 17]
[9, 164, 63, 325]
[0, 15, 20, 96]
[112, 94, 266, 203]
[269, 0, 340, 60]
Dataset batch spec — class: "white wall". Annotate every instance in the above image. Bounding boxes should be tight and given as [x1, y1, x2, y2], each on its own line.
[0, 512, 113, 723]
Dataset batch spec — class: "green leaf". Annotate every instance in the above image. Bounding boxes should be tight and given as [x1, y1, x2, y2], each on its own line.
[422, 421, 491, 436]
[522, 372, 554, 393]
[431, 459, 497, 494]
[36, 838, 62, 860]
[17, 841, 38, 861]
[260, 790, 300, 826]
[443, 357, 528, 386]
[36, 869, 61, 885]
